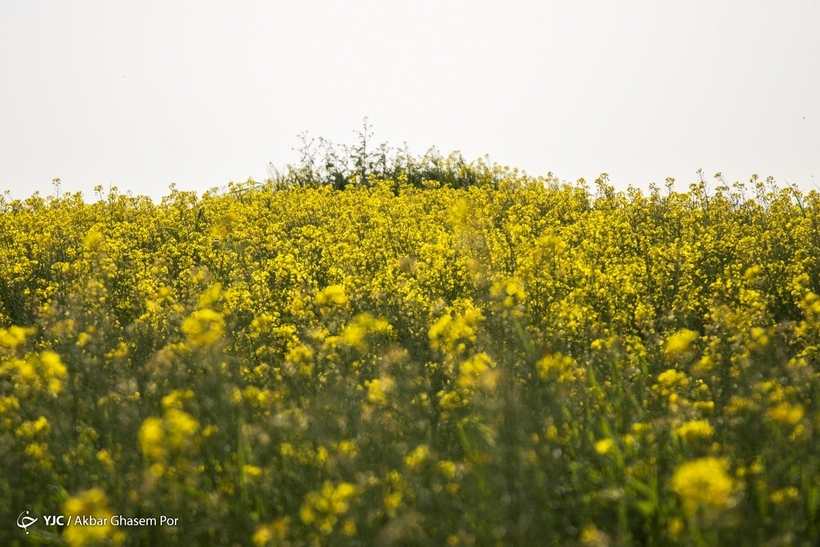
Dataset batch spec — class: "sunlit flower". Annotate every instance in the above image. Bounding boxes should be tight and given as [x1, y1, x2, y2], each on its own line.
[657, 369, 688, 389]
[594, 438, 615, 455]
[0, 326, 32, 348]
[164, 408, 200, 451]
[457, 352, 497, 389]
[404, 444, 430, 470]
[664, 329, 699, 357]
[181, 309, 225, 346]
[315, 284, 348, 306]
[768, 402, 804, 427]
[536, 352, 578, 383]
[670, 457, 738, 515]
[674, 420, 715, 443]
[364, 377, 395, 406]
[62, 488, 124, 547]
[139, 417, 166, 460]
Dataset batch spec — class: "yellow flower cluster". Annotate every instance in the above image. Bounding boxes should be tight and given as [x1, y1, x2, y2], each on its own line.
[139, 402, 201, 476]
[62, 488, 125, 547]
[670, 457, 738, 515]
[300, 481, 358, 536]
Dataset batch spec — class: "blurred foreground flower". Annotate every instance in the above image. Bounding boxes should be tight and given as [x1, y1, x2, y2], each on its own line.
[62, 488, 124, 547]
[670, 457, 738, 516]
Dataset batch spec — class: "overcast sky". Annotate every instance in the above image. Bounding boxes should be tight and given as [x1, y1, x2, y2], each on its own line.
[1, 1, 818, 202]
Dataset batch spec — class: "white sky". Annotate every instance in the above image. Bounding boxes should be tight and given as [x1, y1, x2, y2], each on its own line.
[1, 1, 818, 202]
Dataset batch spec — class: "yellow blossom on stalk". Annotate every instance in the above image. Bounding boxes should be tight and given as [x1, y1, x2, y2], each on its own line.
[181, 309, 225, 346]
[404, 444, 430, 470]
[279, 443, 295, 458]
[749, 327, 769, 349]
[197, 283, 222, 309]
[342, 519, 357, 536]
[15, 358, 36, 384]
[670, 457, 738, 515]
[438, 460, 458, 479]
[657, 369, 688, 389]
[428, 308, 482, 353]
[744, 265, 762, 281]
[768, 402, 804, 427]
[315, 284, 348, 306]
[0, 395, 20, 414]
[545, 424, 561, 443]
[300, 481, 358, 534]
[457, 352, 497, 389]
[384, 491, 402, 515]
[579, 524, 612, 547]
[667, 517, 685, 539]
[674, 420, 714, 443]
[105, 341, 128, 361]
[139, 417, 166, 461]
[490, 277, 526, 308]
[340, 312, 392, 351]
[250, 312, 275, 336]
[252, 525, 273, 547]
[0, 326, 32, 348]
[664, 329, 699, 357]
[364, 377, 395, 406]
[97, 449, 115, 472]
[13, 350, 69, 396]
[76, 332, 93, 348]
[594, 438, 614, 455]
[536, 352, 578, 383]
[693, 354, 716, 373]
[16, 416, 50, 438]
[286, 343, 314, 376]
[162, 389, 194, 410]
[62, 488, 124, 547]
[693, 400, 715, 415]
[243, 465, 263, 478]
[83, 226, 104, 251]
[253, 517, 290, 547]
[769, 487, 799, 505]
[590, 338, 606, 352]
[164, 408, 200, 451]
[25, 441, 49, 461]
[727, 396, 757, 415]
[140, 406, 199, 462]
[337, 439, 358, 457]
[438, 390, 464, 411]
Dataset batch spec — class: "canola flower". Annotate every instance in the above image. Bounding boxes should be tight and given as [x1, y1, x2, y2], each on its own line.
[0, 326, 32, 348]
[300, 481, 358, 536]
[181, 308, 225, 347]
[62, 488, 125, 547]
[664, 328, 699, 357]
[536, 351, 578, 383]
[139, 407, 200, 463]
[674, 420, 715, 443]
[768, 401, 804, 427]
[670, 457, 738, 515]
[315, 284, 349, 307]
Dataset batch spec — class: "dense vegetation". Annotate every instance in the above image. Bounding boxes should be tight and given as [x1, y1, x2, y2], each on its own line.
[2, 132, 820, 545]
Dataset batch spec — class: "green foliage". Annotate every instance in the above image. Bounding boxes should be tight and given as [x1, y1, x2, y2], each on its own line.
[263, 118, 517, 192]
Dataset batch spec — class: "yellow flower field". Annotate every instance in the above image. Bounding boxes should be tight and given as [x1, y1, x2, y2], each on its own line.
[2, 152, 820, 545]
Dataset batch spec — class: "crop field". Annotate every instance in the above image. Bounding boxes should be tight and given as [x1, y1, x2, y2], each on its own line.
[1, 151, 820, 545]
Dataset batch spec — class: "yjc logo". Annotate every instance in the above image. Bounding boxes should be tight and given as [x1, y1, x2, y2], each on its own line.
[17, 510, 38, 534]
[44, 515, 66, 526]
